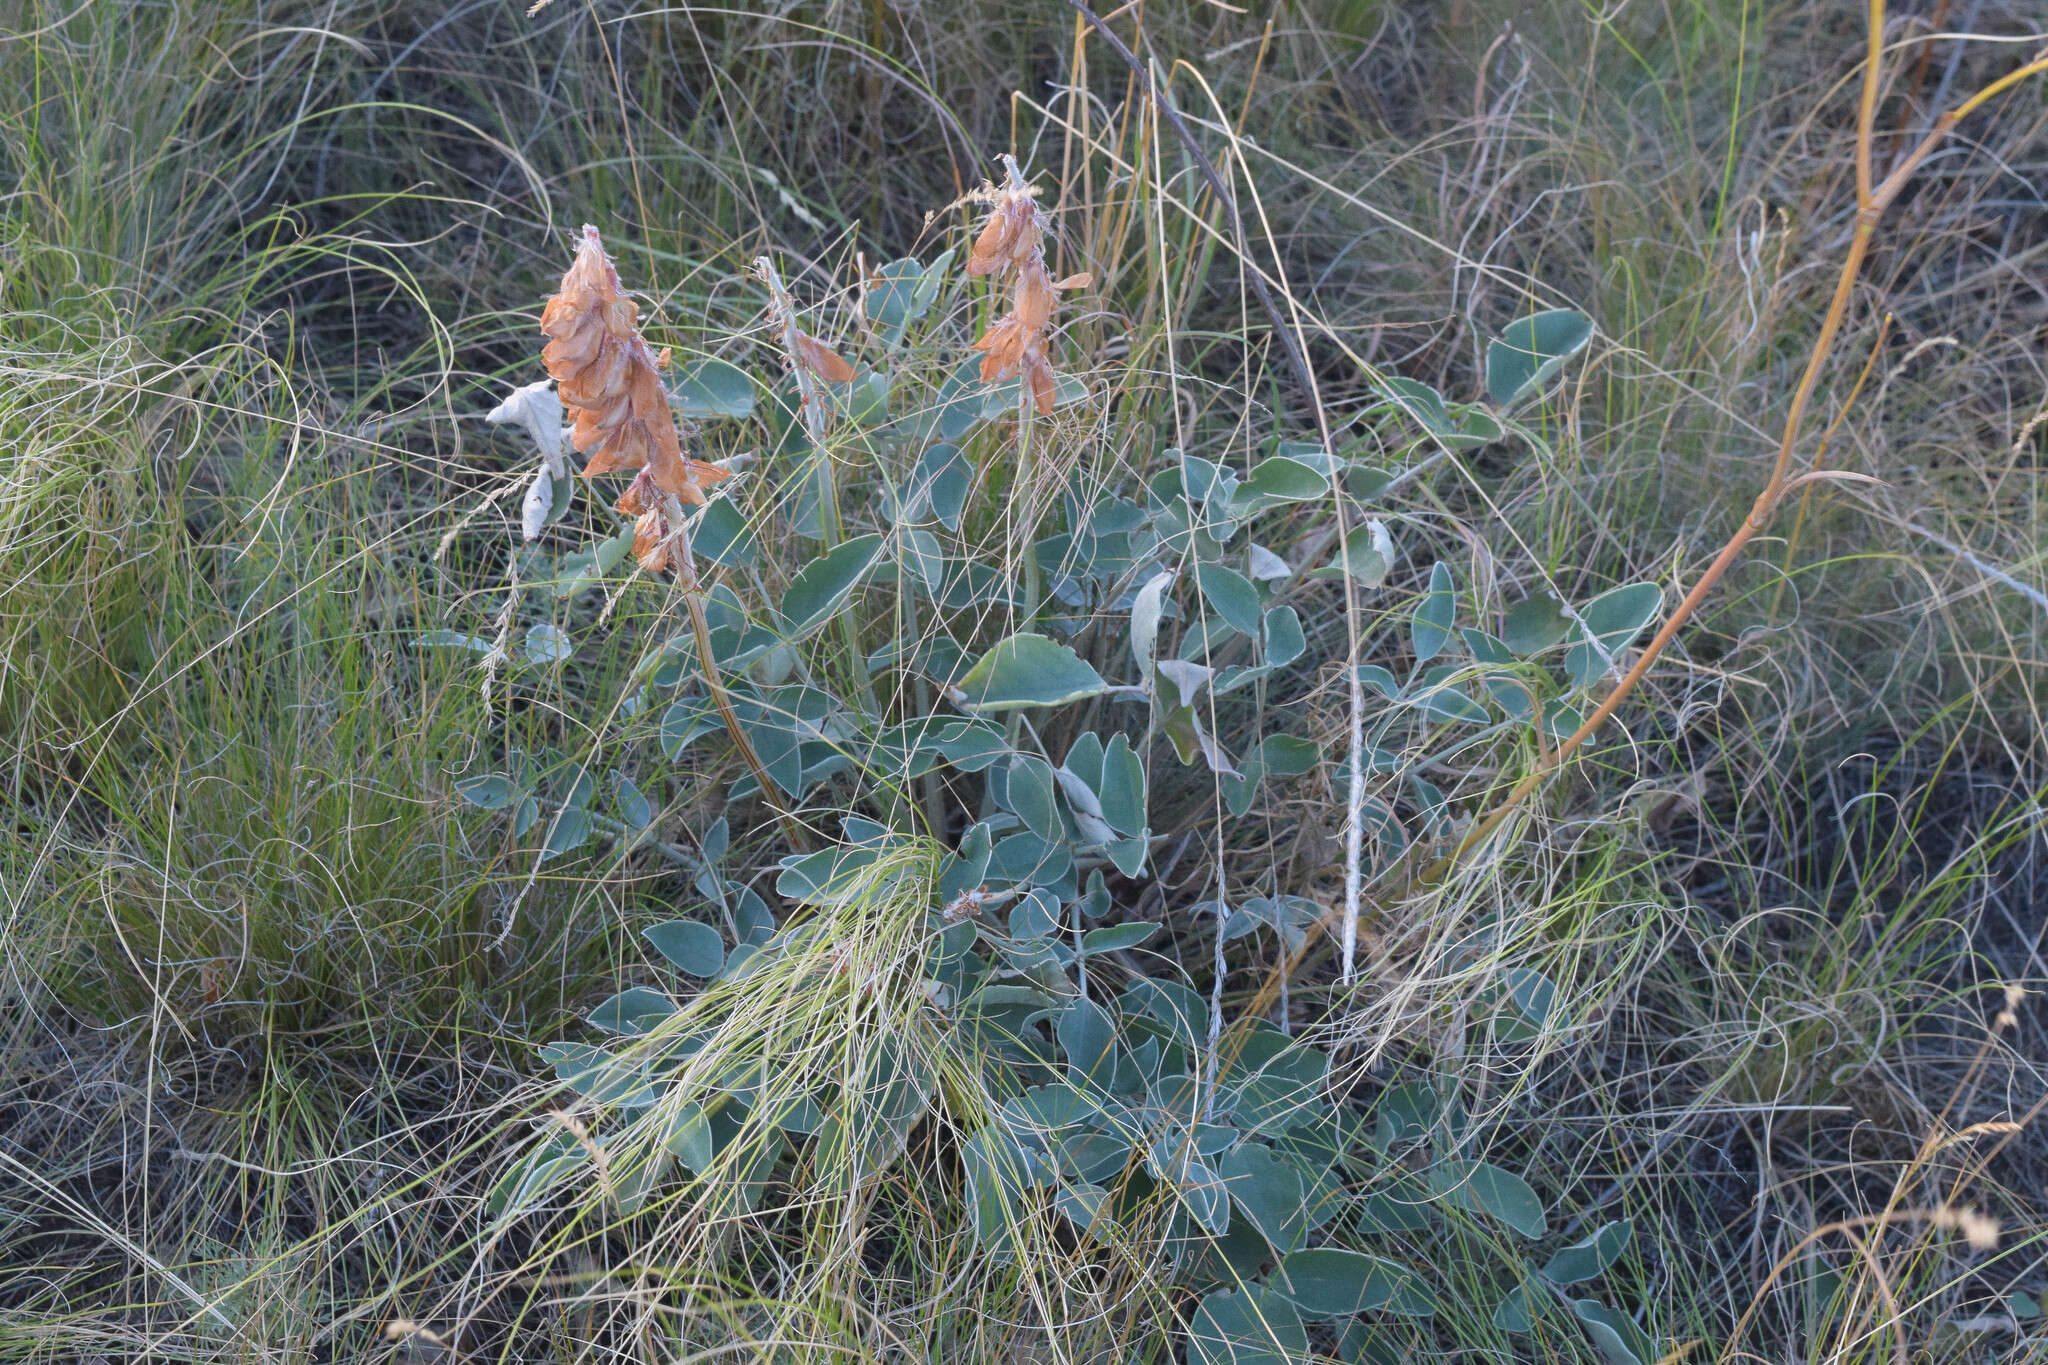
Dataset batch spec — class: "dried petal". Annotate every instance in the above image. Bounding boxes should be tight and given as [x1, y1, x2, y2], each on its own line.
[632, 508, 670, 574]
[1023, 355, 1056, 416]
[792, 330, 855, 384]
[1013, 267, 1054, 332]
[966, 208, 1019, 277]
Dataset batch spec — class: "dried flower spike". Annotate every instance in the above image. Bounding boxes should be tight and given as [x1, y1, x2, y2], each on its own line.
[540, 225, 733, 511]
[967, 156, 1088, 416]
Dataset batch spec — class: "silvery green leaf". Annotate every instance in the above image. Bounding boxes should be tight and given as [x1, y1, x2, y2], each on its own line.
[1247, 543, 1291, 580]
[1339, 518, 1394, 587]
[1486, 308, 1594, 409]
[456, 774, 514, 809]
[419, 630, 493, 652]
[956, 634, 1108, 711]
[1156, 659, 1214, 708]
[520, 467, 553, 541]
[486, 378, 569, 475]
[525, 623, 573, 665]
[1131, 570, 1174, 679]
[1051, 764, 1105, 820]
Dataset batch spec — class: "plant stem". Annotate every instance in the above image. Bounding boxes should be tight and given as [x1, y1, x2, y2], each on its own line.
[1006, 400, 1044, 750]
[684, 583, 809, 851]
[1015, 401, 1044, 636]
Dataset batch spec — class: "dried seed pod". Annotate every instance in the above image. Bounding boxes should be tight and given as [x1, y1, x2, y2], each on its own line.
[541, 224, 733, 507]
[755, 256, 854, 443]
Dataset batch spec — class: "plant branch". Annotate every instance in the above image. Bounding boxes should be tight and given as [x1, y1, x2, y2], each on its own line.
[683, 582, 809, 851]
[1423, 14, 2047, 881]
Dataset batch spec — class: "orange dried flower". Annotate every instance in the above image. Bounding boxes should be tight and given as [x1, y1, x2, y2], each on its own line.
[540, 224, 733, 509]
[966, 159, 1088, 416]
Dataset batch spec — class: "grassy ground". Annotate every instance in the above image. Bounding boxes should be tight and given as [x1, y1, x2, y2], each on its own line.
[2, 1, 2045, 1361]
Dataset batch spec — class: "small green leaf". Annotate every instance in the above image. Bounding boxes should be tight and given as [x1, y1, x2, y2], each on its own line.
[644, 919, 726, 977]
[1057, 997, 1118, 1090]
[420, 630, 492, 652]
[1542, 698, 1587, 741]
[525, 623, 573, 665]
[1003, 753, 1061, 842]
[867, 255, 945, 341]
[1272, 1248, 1433, 1319]
[1097, 734, 1146, 837]
[1061, 732, 1105, 793]
[548, 528, 634, 599]
[1219, 1142, 1311, 1253]
[897, 525, 946, 592]
[1411, 562, 1456, 662]
[776, 845, 885, 906]
[588, 986, 676, 1035]
[961, 1124, 1036, 1256]
[1080, 922, 1156, 955]
[614, 773, 654, 829]
[1564, 582, 1662, 686]
[1106, 837, 1146, 877]
[659, 1099, 714, 1172]
[1262, 605, 1306, 669]
[1225, 455, 1332, 517]
[1432, 1160, 1548, 1238]
[1493, 1282, 1539, 1332]
[457, 774, 515, 809]
[1486, 308, 1593, 409]
[674, 358, 756, 418]
[1501, 594, 1572, 654]
[1008, 890, 1059, 939]
[956, 633, 1109, 711]
[903, 442, 972, 531]
[538, 1042, 651, 1106]
[1130, 570, 1174, 679]
[1196, 562, 1264, 640]
[1339, 520, 1393, 588]
[780, 533, 884, 636]
[541, 806, 592, 859]
[1542, 1219, 1632, 1285]
[693, 498, 757, 567]
[1573, 1299, 1654, 1365]
[1410, 668, 1489, 724]
[1261, 735, 1320, 777]
[1499, 966, 1563, 1031]
[1188, 1287, 1308, 1365]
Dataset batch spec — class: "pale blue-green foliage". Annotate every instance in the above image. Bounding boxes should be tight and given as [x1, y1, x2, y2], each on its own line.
[468, 271, 1661, 1359]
